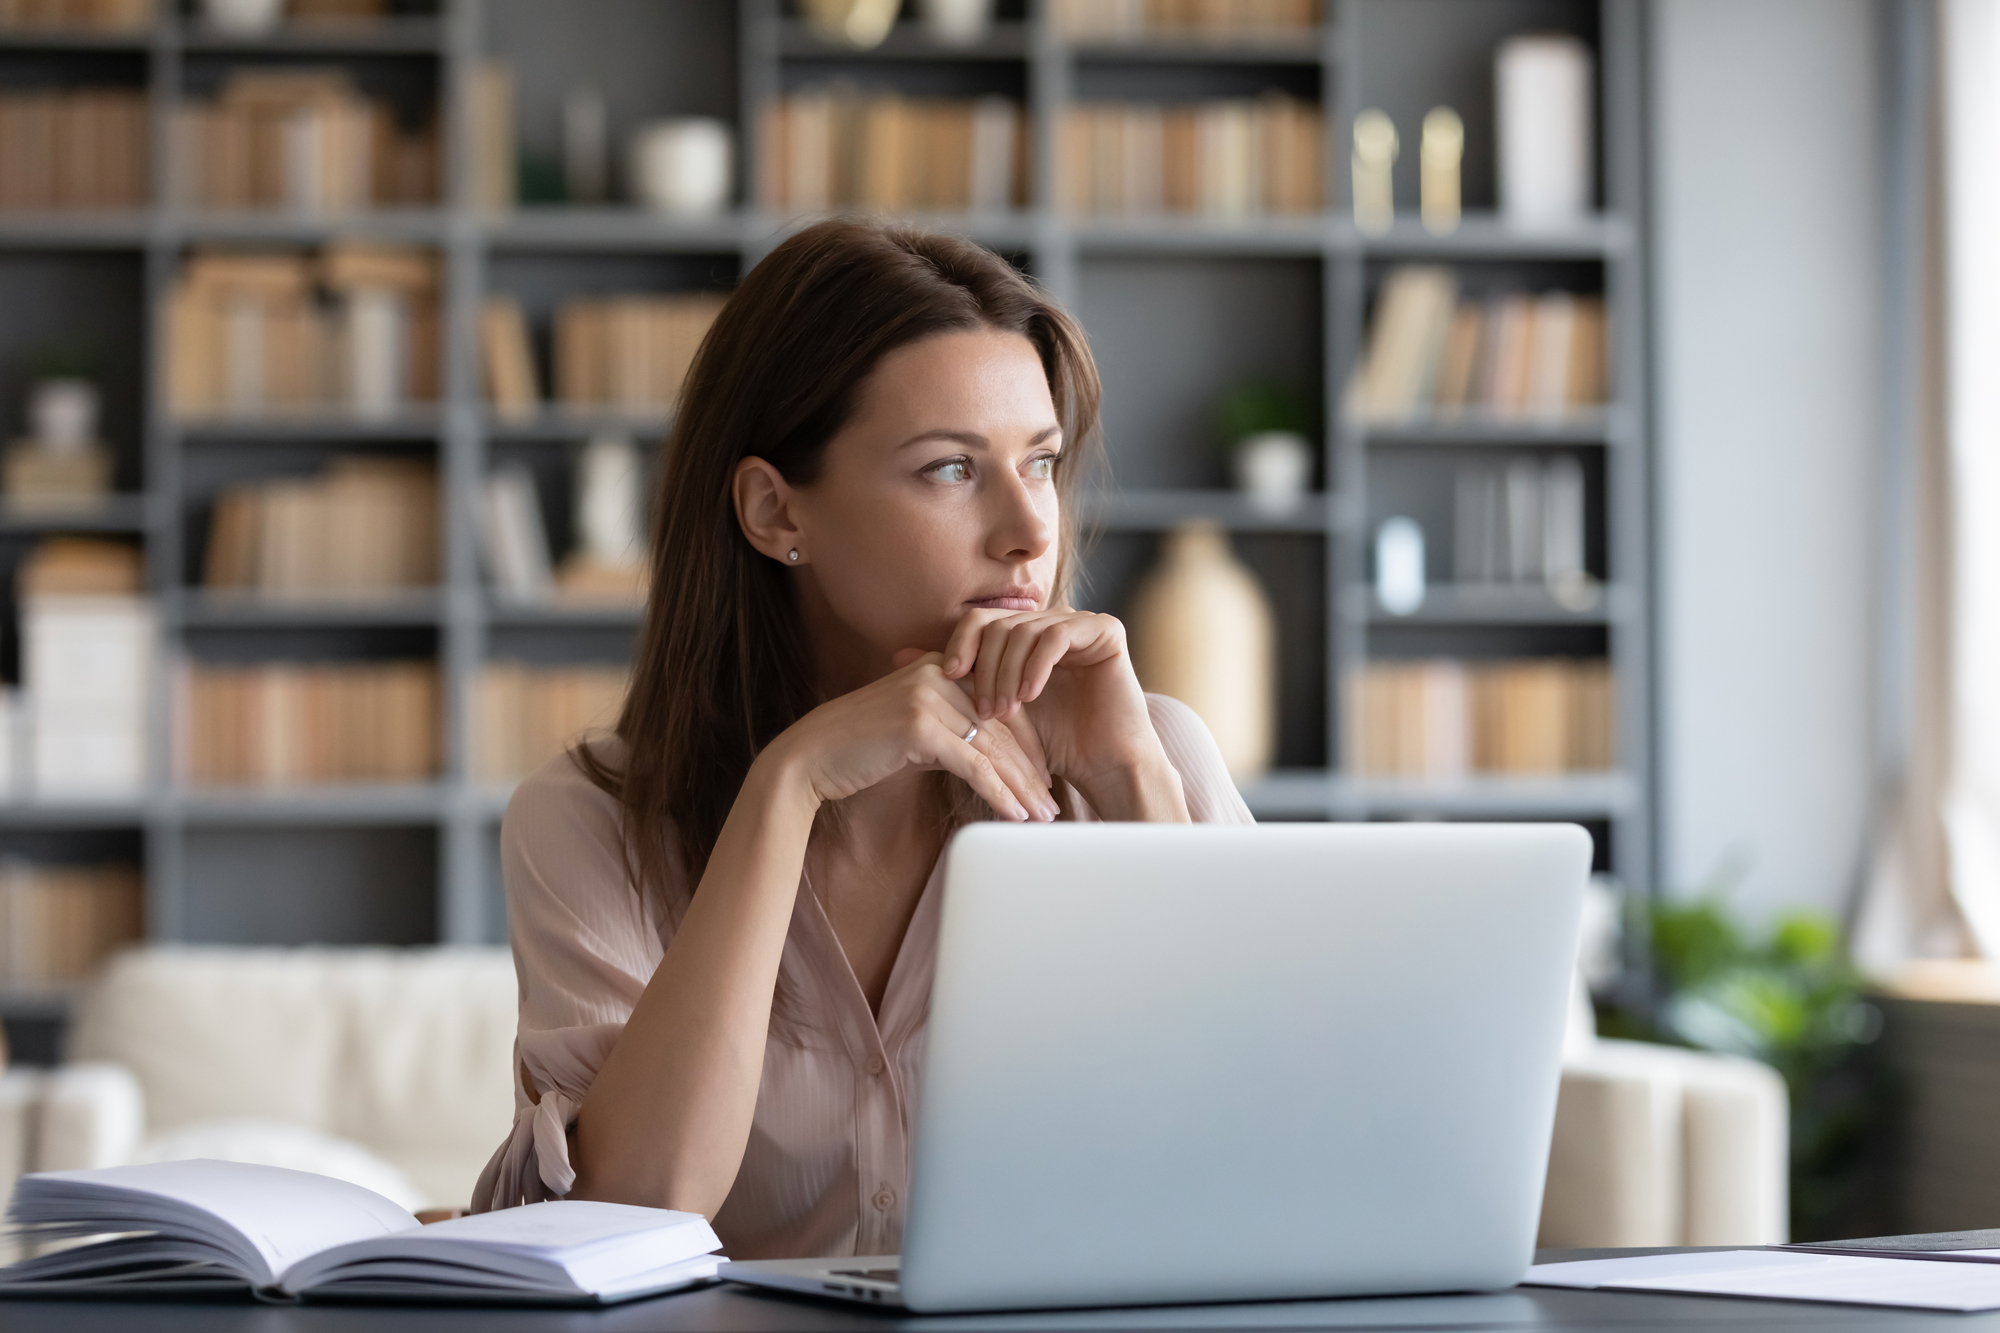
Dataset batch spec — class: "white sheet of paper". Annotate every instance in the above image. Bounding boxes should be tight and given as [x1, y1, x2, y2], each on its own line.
[1527, 1250, 2000, 1312]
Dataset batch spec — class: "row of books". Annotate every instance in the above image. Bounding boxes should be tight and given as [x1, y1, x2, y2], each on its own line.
[1059, 96, 1324, 217]
[479, 291, 726, 418]
[204, 456, 438, 596]
[0, 862, 142, 990]
[0, 0, 148, 29]
[165, 245, 440, 418]
[173, 69, 439, 212]
[1452, 454, 1590, 593]
[1345, 658, 1613, 779]
[0, 89, 148, 211]
[1354, 266, 1608, 423]
[1053, 0, 1319, 37]
[757, 91, 1026, 215]
[177, 660, 629, 786]
[472, 663, 627, 784]
[179, 661, 439, 785]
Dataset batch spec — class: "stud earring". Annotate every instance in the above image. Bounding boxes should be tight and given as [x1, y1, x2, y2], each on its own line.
[787, 549, 799, 562]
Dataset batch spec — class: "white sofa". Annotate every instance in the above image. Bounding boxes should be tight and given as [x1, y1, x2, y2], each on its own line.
[0, 945, 1789, 1244]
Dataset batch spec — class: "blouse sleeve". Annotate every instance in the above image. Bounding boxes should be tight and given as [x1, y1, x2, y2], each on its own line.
[470, 746, 672, 1212]
[1144, 693, 1257, 824]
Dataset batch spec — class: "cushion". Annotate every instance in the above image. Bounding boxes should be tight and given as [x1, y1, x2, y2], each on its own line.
[132, 1118, 429, 1212]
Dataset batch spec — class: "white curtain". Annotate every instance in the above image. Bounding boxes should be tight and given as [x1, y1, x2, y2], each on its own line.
[1852, 0, 1999, 969]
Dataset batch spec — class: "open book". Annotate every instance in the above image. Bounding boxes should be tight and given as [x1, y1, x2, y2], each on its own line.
[0, 1160, 722, 1305]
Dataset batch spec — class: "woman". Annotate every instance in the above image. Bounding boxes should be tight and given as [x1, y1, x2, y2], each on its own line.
[472, 219, 1252, 1258]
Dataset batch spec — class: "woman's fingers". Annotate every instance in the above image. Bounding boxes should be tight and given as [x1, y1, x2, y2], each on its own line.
[923, 712, 1030, 821]
[1013, 626, 1076, 710]
[968, 715, 1058, 819]
[991, 619, 1058, 716]
[912, 661, 1054, 820]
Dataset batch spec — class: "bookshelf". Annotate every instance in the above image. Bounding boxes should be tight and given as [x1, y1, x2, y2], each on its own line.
[0, 0, 1652, 1047]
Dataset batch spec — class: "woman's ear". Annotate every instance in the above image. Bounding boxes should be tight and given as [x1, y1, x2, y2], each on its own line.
[733, 456, 806, 565]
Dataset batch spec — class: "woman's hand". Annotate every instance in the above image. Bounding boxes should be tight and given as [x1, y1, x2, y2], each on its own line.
[938, 609, 1187, 821]
[767, 653, 1060, 822]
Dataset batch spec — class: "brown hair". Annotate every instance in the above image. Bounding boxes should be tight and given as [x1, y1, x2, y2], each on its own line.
[579, 219, 1104, 902]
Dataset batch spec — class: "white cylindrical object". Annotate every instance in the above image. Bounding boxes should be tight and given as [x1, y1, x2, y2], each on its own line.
[1495, 34, 1594, 227]
[29, 380, 98, 454]
[1231, 431, 1313, 515]
[629, 119, 733, 216]
[1375, 516, 1427, 615]
[920, 0, 995, 45]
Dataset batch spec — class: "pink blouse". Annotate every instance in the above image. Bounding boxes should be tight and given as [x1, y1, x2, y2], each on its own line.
[470, 694, 1254, 1258]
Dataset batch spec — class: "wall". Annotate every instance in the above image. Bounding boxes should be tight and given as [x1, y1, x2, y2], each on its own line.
[1650, 0, 1883, 917]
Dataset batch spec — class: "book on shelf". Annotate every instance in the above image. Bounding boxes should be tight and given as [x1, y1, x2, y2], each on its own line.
[551, 292, 724, 414]
[1353, 265, 1607, 423]
[467, 59, 516, 211]
[1060, 95, 1323, 217]
[1053, 0, 1319, 38]
[179, 659, 439, 786]
[18, 539, 150, 800]
[478, 445, 649, 606]
[477, 464, 553, 601]
[474, 662, 628, 784]
[166, 244, 440, 419]
[1346, 657, 1612, 779]
[0, 88, 148, 211]
[0, 1161, 723, 1305]
[480, 296, 541, 420]
[758, 89, 1026, 214]
[173, 68, 438, 213]
[204, 456, 437, 597]
[0, 861, 141, 990]
[0, 0, 151, 31]
[1452, 453, 1591, 601]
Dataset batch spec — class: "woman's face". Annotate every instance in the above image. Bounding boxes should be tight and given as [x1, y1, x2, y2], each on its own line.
[746, 327, 1063, 680]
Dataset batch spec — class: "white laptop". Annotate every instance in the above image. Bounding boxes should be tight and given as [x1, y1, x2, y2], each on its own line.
[721, 820, 1591, 1314]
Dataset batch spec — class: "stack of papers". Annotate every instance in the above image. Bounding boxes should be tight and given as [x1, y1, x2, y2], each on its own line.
[1527, 1248, 2000, 1312]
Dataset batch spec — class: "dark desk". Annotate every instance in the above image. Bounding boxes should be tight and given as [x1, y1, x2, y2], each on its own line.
[0, 1251, 1984, 1333]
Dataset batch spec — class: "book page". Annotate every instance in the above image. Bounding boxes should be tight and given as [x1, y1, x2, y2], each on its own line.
[280, 1200, 718, 1297]
[24, 1160, 418, 1286]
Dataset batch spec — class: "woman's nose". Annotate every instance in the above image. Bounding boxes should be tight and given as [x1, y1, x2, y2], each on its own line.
[986, 470, 1054, 562]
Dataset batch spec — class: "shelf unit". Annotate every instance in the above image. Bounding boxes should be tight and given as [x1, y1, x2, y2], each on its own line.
[0, 0, 1653, 1027]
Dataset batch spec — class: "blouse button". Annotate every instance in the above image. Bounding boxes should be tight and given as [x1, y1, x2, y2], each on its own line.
[866, 1054, 886, 1077]
[873, 1186, 895, 1212]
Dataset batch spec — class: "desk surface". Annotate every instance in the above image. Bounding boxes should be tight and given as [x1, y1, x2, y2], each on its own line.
[0, 1250, 1987, 1333]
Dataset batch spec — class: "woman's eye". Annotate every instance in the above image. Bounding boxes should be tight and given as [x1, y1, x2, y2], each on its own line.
[1025, 455, 1057, 480]
[928, 459, 972, 483]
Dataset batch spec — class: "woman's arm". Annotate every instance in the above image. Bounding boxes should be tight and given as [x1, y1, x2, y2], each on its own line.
[566, 655, 1055, 1216]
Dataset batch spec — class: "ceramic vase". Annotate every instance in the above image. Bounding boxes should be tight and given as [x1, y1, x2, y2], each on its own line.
[1125, 520, 1276, 780]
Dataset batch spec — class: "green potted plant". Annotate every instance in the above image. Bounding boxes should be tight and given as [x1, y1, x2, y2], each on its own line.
[1212, 378, 1314, 515]
[1605, 889, 1892, 1240]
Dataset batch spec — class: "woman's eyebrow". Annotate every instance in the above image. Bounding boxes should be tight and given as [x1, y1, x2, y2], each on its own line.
[895, 425, 1063, 451]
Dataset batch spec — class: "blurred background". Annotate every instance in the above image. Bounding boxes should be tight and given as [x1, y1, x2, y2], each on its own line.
[0, 0, 1984, 1249]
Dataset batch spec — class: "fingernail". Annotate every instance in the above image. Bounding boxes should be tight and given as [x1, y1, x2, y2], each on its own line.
[1040, 801, 1059, 821]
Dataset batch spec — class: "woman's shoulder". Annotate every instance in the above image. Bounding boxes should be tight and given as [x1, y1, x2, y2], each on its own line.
[501, 735, 632, 864]
[1141, 693, 1256, 825]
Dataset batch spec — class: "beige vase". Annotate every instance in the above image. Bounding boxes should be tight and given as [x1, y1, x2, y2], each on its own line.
[1125, 520, 1277, 780]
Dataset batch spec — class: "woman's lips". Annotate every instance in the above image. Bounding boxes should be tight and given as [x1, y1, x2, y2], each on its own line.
[967, 595, 1039, 611]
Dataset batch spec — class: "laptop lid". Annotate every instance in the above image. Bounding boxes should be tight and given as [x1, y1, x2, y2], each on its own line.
[899, 821, 1591, 1313]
